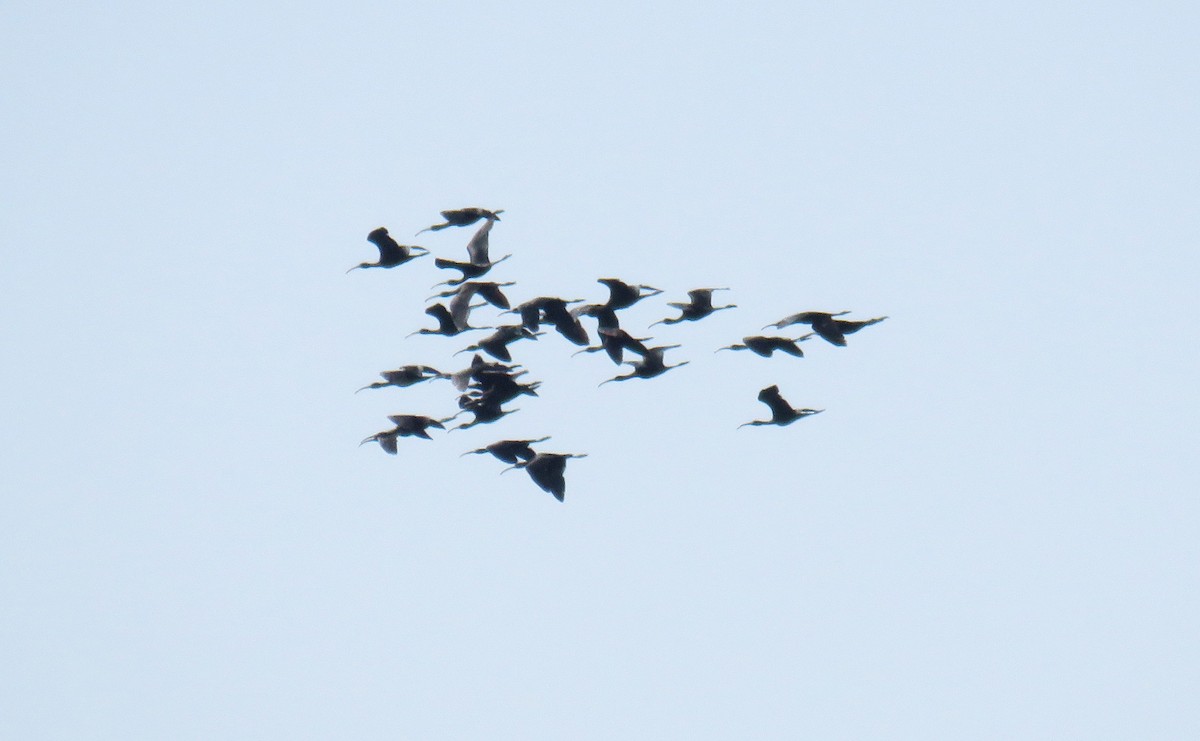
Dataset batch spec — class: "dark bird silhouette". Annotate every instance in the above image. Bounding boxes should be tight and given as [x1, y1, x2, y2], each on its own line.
[430, 281, 516, 326]
[597, 278, 663, 310]
[416, 207, 504, 235]
[764, 311, 887, 346]
[360, 429, 401, 455]
[599, 344, 688, 386]
[454, 325, 538, 362]
[508, 296, 586, 336]
[575, 302, 620, 332]
[385, 414, 447, 439]
[348, 227, 429, 272]
[458, 364, 541, 408]
[407, 303, 489, 338]
[449, 354, 525, 391]
[503, 452, 588, 502]
[460, 437, 550, 464]
[716, 334, 813, 358]
[574, 328, 652, 365]
[447, 396, 521, 430]
[360, 414, 447, 452]
[651, 288, 736, 327]
[739, 386, 822, 428]
[356, 365, 449, 392]
[433, 219, 511, 286]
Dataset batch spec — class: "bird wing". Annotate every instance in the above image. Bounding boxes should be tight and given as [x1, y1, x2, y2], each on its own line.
[465, 219, 495, 264]
[475, 282, 511, 309]
[368, 228, 406, 263]
[378, 434, 398, 455]
[529, 456, 568, 501]
[757, 386, 793, 421]
[447, 284, 480, 329]
[834, 316, 887, 335]
[687, 289, 714, 310]
[811, 322, 847, 346]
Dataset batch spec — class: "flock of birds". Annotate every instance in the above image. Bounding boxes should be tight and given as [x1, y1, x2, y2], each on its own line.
[351, 207, 887, 502]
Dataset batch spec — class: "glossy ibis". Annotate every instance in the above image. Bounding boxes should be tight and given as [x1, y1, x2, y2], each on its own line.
[503, 452, 588, 502]
[716, 334, 813, 358]
[348, 227, 429, 272]
[651, 288, 736, 327]
[739, 386, 822, 428]
[416, 207, 503, 235]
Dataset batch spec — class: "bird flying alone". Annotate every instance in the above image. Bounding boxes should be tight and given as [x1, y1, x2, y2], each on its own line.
[360, 414, 448, 453]
[356, 365, 448, 392]
[739, 385, 822, 428]
[348, 227, 429, 272]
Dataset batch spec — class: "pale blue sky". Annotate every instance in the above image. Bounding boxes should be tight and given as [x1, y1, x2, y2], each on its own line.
[3, 1, 1198, 738]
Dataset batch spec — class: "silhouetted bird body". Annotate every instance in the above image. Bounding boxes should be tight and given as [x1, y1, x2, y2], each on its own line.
[417, 207, 504, 234]
[386, 414, 447, 439]
[652, 288, 736, 327]
[575, 328, 652, 364]
[360, 414, 447, 452]
[409, 303, 489, 338]
[429, 281, 516, 329]
[717, 334, 813, 358]
[764, 311, 886, 346]
[739, 386, 822, 428]
[356, 365, 448, 392]
[598, 278, 663, 310]
[433, 219, 511, 286]
[360, 430, 400, 454]
[349, 227, 429, 272]
[455, 325, 538, 362]
[449, 354, 525, 391]
[448, 398, 520, 430]
[599, 344, 688, 385]
[461, 437, 551, 464]
[510, 296, 585, 336]
[575, 303, 620, 332]
[504, 452, 588, 502]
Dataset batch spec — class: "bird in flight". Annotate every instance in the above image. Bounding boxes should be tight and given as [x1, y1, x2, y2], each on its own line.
[503, 452, 588, 502]
[574, 328, 653, 365]
[454, 325, 539, 363]
[460, 437, 551, 464]
[433, 219, 512, 286]
[764, 311, 887, 346]
[356, 365, 448, 393]
[716, 334, 813, 358]
[407, 303, 489, 338]
[360, 414, 448, 453]
[651, 288, 736, 327]
[597, 278, 663, 311]
[739, 385, 822, 428]
[599, 344, 688, 386]
[416, 207, 504, 235]
[348, 227, 429, 272]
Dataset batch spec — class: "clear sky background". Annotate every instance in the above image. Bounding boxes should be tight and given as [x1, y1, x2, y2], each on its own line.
[3, 1, 1198, 738]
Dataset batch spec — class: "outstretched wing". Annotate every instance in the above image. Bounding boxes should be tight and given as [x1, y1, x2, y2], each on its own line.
[475, 282, 511, 309]
[529, 456, 568, 501]
[465, 219, 495, 264]
[757, 385, 793, 422]
[367, 228, 403, 263]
